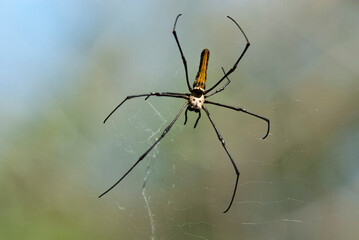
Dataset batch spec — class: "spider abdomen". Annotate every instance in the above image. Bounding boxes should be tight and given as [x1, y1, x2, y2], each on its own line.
[193, 49, 210, 91]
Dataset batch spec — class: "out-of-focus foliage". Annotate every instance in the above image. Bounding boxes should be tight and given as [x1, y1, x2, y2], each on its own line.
[1, 1, 359, 239]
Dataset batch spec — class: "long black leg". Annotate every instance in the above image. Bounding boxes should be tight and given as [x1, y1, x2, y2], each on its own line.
[99, 102, 189, 198]
[202, 105, 239, 213]
[205, 67, 231, 98]
[205, 100, 270, 139]
[172, 14, 192, 91]
[205, 16, 250, 94]
[104, 92, 189, 124]
[144, 91, 188, 101]
[193, 110, 201, 128]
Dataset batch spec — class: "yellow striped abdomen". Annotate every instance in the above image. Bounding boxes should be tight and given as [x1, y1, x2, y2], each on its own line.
[193, 49, 210, 91]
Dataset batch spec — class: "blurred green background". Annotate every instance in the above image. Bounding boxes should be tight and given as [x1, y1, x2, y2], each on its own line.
[1, 0, 359, 239]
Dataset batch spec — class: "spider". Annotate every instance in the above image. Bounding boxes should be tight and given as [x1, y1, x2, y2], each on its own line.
[99, 14, 270, 213]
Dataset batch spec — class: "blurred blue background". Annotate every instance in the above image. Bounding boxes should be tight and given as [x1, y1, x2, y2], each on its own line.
[1, 0, 359, 239]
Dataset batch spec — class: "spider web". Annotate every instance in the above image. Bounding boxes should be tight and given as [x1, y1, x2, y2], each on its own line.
[97, 1, 359, 238]
[142, 100, 168, 240]
[102, 28, 359, 239]
[101, 15, 359, 240]
[107, 83, 359, 240]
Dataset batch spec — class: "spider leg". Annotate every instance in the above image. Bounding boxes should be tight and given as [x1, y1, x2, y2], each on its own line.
[172, 14, 192, 91]
[205, 16, 250, 94]
[99, 102, 189, 198]
[202, 105, 239, 213]
[145, 92, 188, 101]
[183, 107, 201, 128]
[205, 67, 231, 98]
[193, 110, 201, 128]
[205, 100, 270, 139]
[104, 92, 188, 124]
[184, 106, 189, 125]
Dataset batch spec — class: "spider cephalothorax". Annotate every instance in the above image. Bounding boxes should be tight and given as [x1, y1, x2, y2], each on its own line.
[100, 14, 270, 213]
[189, 92, 204, 110]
